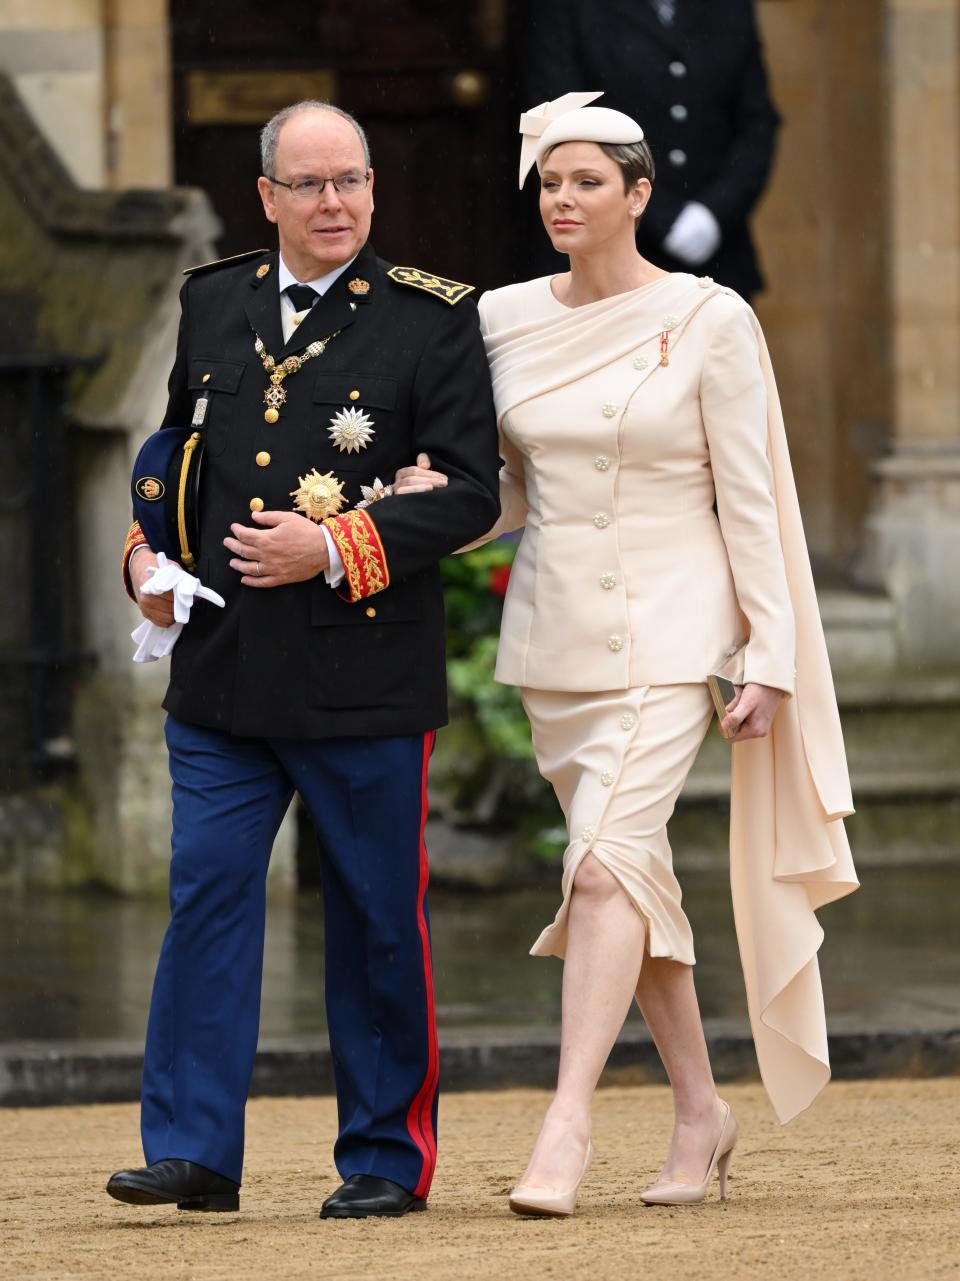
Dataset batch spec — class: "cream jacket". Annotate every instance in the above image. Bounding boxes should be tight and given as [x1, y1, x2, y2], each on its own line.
[474, 273, 795, 695]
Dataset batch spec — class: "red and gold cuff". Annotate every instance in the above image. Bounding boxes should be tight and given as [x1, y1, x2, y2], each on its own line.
[322, 509, 390, 602]
[122, 520, 148, 600]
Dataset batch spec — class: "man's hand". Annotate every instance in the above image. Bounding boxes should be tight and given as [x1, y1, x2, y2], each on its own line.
[393, 452, 448, 495]
[719, 682, 784, 742]
[130, 549, 176, 627]
[224, 509, 330, 588]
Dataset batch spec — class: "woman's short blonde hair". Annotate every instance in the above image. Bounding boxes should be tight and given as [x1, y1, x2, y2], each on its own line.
[541, 137, 655, 193]
[598, 139, 656, 190]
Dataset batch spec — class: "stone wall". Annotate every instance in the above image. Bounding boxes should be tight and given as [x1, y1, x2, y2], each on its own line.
[0, 0, 172, 189]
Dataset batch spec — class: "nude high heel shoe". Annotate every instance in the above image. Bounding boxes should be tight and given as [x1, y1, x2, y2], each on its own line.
[508, 1141, 594, 1218]
[640, 1102, 738, 1206]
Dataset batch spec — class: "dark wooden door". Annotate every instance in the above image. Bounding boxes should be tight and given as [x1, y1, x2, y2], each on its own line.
[171, 1, 520, 292]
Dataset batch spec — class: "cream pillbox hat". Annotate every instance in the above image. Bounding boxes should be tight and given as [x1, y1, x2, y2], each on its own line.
[518, 91, 645, 188]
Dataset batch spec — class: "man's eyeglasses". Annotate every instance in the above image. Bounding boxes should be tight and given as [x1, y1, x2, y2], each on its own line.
[267, 172, 371, 198]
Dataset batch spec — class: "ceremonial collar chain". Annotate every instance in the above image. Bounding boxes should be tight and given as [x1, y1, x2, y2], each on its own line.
[254, 330, 340, 423]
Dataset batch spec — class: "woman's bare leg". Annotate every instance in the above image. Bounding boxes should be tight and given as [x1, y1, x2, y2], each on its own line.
[634, 956, 726, 1181]
[516, 853, 647, 1192]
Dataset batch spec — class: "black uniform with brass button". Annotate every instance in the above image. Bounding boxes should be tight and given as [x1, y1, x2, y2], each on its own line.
[143, 239, 500, 740]
[521, 0, 781, 298]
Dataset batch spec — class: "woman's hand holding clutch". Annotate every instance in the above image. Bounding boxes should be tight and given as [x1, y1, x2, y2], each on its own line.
[393, 453, 448, 495]
[719, 683, 784, 741]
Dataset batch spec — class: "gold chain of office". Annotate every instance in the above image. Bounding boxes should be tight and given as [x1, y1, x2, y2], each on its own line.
[254, 330, 341, 423]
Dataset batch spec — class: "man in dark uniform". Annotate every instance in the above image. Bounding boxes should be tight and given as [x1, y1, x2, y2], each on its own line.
[107, 101, 500, 1218]
[521, 0, 781, 301]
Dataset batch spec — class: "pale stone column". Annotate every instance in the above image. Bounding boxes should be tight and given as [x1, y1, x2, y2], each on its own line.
[859, 0, 960, 663]
[0, 0, 106, 186]
[102, 0, 173, 188]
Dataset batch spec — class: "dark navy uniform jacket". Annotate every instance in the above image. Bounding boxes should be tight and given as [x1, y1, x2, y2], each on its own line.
[522, 0, 781, 297]
[147, 239, 500, 739]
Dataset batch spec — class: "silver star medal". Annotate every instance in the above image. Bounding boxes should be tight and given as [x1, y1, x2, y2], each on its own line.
[355, 477, 393, 509]
[328, 405, 375, 453]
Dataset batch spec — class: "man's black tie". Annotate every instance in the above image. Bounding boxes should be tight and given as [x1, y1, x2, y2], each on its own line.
[285, 284, 320, 312]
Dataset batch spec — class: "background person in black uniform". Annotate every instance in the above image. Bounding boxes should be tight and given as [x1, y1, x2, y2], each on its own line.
[106, 102, 500, 1219]
[520, 0, 780, 301]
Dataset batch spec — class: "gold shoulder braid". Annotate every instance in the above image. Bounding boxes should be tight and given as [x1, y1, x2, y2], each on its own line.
[255, 330, 340, 423]
[387, 266, 475, 306]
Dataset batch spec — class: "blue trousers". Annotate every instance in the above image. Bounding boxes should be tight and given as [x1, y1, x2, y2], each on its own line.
[141, 715, 439, 1195]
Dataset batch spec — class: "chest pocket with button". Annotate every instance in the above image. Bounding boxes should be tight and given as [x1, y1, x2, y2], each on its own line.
[312, 372, 400, 472]
[188, 358, 246, 457]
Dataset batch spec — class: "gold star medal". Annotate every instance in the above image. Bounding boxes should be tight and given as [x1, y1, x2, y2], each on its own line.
[290, 470, 347, 522]
[328, 406, 375, 453]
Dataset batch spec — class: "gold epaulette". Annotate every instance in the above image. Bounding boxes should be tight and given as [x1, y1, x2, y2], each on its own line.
[387, 265, 475, 306]
[183, 248, 271, 276]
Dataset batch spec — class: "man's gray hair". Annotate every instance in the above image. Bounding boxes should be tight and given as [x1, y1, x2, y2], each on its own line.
[260, 101, 371, 176]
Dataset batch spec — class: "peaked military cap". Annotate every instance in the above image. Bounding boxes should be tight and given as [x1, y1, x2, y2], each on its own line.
[131, 426, 204, 571]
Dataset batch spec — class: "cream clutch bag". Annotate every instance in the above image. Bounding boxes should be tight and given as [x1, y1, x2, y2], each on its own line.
[707, 643, 746, 738]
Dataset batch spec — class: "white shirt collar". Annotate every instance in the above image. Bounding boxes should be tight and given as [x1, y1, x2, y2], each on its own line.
[277, 252, 360, 307]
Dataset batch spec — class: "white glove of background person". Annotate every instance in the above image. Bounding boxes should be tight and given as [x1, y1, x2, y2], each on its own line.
[131, 552, 225, 663]
[662, 201, 722, 266]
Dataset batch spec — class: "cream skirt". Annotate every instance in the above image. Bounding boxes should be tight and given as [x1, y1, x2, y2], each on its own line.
[521, 683, 714, 964]
[522, 680, 859, 1126]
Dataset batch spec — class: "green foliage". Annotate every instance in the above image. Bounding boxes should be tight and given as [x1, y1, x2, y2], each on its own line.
[531, 823, 569, 864]
[441, 541, 533, 760]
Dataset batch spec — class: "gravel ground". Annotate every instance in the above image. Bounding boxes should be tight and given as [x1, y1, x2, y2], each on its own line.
[2, 1079, 958, 1281]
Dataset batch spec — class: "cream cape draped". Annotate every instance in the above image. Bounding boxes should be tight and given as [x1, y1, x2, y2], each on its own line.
[482, 275, 859, 1123]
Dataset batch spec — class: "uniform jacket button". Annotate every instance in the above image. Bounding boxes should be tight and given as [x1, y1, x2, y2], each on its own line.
[249, 497, 265, 512]
[256, 451, 271, 467]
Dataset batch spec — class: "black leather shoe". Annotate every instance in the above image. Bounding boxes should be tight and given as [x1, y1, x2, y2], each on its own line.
[106, 1159, 240, 1212]
[320, 1175, 427, 1219]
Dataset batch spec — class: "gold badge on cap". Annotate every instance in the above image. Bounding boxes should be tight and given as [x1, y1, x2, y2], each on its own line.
[135, 476, 164, 502]
[256, 263, 271, 279]
[348, 278, 370, 295]
[328, 406, 375, 454]
[290, 470, 347, 522]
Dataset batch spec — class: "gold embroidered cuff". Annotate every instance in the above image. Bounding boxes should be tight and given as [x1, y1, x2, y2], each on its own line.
[122, 520, 148, 600]
[323, 509, 390, 602]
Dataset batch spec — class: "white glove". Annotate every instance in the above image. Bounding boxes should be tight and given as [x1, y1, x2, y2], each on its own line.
[131, 553, 225, 663]
[663, 201, 722, 265]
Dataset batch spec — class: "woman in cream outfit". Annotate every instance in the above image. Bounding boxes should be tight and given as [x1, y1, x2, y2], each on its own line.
[399, 93, 858, 1215]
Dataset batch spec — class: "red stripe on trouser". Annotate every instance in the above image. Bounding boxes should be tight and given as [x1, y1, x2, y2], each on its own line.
[405, 730, 439, 1198]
